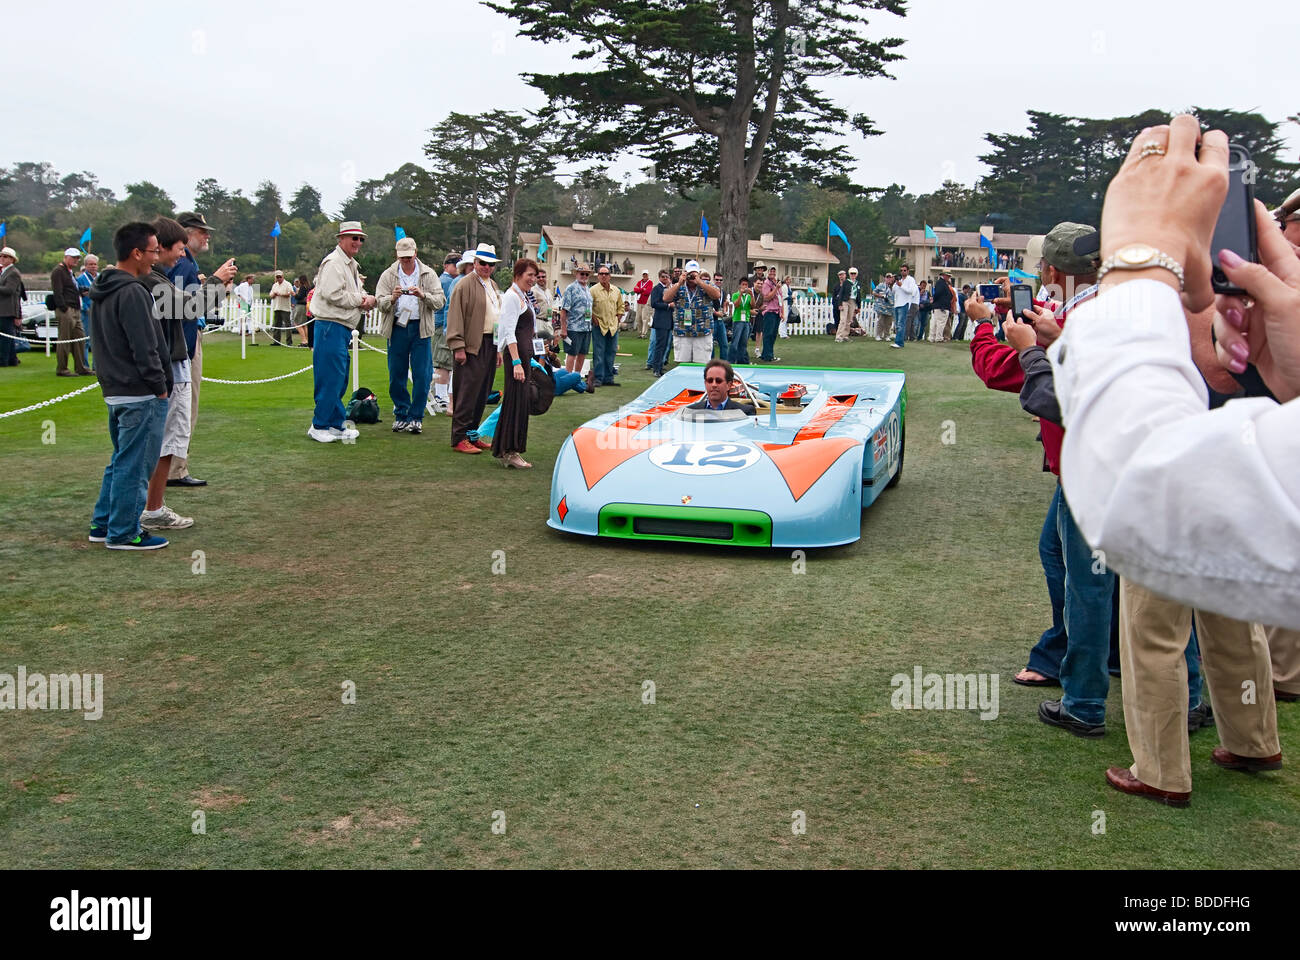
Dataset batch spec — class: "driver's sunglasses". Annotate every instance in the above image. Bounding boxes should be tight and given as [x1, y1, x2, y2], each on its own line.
[704, 377, 728, 384]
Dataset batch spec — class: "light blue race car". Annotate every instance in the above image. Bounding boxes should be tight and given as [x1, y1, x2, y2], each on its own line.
[547, 365, 905, 548]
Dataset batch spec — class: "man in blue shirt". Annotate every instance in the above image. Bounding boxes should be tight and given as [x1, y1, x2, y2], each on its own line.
[559, 263, 594, 376]
[76, 254, 98, 369]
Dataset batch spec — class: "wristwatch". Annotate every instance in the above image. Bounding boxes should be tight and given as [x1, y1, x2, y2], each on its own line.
[1096, 244, 1185, 290]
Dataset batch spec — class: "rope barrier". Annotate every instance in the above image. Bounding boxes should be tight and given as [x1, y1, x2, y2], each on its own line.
[0, 329, 90, 344]
[358, 339, 388, 355]
[203, 364, 314, 385]
[0, 381, 101, 420]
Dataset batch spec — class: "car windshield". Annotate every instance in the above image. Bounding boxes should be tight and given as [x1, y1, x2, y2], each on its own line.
[677, 407, 749, 423]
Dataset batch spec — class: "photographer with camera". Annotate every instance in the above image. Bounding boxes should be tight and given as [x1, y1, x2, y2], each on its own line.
[661, 260, 720, 364]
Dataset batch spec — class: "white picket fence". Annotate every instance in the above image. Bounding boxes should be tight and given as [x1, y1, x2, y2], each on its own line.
[26, 291, 839, 339]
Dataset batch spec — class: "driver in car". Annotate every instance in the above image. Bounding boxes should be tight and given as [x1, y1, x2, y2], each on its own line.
[687, 359, 756, 415]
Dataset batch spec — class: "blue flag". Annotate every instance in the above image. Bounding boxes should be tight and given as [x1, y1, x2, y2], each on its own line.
[394, 225, 406, 242]
[270, 220, 282, 238]
[0, 222, 6, 239]
[1009, 268, 1038, 282]
[828, 218, 851, 252]
[980, 232, 996, 264]
[79, 227, 92, 246]
[700, 214, 709, 244]
[537, 235, 548, 259]
[924, 223, 938, 255]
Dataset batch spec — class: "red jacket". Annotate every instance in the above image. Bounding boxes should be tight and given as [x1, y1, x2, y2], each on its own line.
[633, 278, 654, 305]
[970, 321, 1063, 475]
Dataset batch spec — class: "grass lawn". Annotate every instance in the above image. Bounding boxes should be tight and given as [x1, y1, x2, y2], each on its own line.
[1, 328, 1296, 869]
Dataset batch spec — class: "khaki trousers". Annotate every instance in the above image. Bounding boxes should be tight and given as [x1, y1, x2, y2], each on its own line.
[636, 302, 652, 336]
[1266, 625, 1300, 697]
[56, 307, 90, 374]
[1120, 580, 1278, 794]
[835, 301, 856, 341]
[928, 309, 950, 342]
[168, 333, 202, 479]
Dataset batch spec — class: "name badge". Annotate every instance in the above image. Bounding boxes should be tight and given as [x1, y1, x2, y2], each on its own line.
[532, 337, 545, 356]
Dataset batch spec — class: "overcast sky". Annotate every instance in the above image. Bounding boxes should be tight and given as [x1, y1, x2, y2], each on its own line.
[5, 0, 1297, 217]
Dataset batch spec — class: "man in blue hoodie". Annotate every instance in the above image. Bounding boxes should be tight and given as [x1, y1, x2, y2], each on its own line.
[87, 222, 171, 551]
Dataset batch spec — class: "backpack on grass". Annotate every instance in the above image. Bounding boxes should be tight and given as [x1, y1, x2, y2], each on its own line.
[346, 387, 381, 424]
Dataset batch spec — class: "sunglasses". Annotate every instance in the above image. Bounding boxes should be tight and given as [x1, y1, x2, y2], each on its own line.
[704, 377, 728, 384]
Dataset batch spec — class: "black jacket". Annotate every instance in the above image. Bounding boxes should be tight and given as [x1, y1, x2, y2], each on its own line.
[142, 267, 188, 365]
[687, 397, 757, 415]
[649, 282, 675, 331]
[1017, 345, 1060, 424]
[89, 268, 171, 397]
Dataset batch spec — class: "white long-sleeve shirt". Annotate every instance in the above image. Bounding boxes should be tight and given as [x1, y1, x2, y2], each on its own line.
[1050, 279, 1300, 628]
[895, 274, 920, 306]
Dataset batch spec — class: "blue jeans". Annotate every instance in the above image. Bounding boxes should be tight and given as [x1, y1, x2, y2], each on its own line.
[82, 309, 93, 367]
[760, 311, 780, 360]
[92, 397, 168, 544]
[1026, 489, 1068, 680]
[712, 319, 729, 360]
[593, 328, 617, 384]
[387, 321, 432, 422]
[312, 320, 352, 430]
[1057, 488, 1116, 725]
[553, 368, 585, 395]
[729, 321, 751, 363]
[649, 327, 672, 374]
[893, 305, 909, 347]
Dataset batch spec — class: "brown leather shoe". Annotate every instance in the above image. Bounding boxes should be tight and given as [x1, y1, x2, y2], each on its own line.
[1211, 747, 1282, 772]
[1105, 766, 1190, 808]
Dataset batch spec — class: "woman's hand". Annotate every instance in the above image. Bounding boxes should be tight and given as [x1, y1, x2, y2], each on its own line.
[1100, 115, 1229, 313]
[1212, 200, 1300, 402]
[512, 363, 525, 382]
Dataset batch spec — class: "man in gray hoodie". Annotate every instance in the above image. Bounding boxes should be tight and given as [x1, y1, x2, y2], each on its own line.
[87, 222, 172, 550]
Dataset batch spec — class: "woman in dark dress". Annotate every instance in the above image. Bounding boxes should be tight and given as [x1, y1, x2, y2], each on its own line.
[492, 257, 539, 469]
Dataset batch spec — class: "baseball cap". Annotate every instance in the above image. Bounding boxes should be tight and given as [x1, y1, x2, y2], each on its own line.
[64, 248, 82, 258]
[684, 260, 700, 272]
[395, 237, 417, 257]
[1043, 222, 1100, 275]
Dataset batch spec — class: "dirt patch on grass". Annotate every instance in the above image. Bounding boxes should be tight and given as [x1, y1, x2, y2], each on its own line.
[192, 787, 248, 811]
[50, 793, 75, 804]
[294, 806, 418, 846]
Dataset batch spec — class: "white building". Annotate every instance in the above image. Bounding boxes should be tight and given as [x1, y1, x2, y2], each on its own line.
[519, 224, 839, 291]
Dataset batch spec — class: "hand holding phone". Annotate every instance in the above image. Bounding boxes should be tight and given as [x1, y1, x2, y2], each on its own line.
[1210, 144, 1258, 296]
[1010, 283, 1035, 323]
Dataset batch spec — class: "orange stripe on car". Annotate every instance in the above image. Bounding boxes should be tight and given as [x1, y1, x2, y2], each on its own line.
[572, 389, 701, 489]
[764, 437, 861, 501]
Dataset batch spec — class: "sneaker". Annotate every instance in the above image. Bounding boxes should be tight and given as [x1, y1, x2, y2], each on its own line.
[452, 439, 482, 454]
[890, 342, 903, 349]
[329, 426, 360, 440]
[472, 439, 492, 451]
[141, 505, 194, 530]
[106, 533, 169, 551]
[1187, 701, 1215, 734]
[88, 525, 107, 543]
[393, 420, 409, 432]
[308, 426, 337, 443]
[406, 420, 422, 434]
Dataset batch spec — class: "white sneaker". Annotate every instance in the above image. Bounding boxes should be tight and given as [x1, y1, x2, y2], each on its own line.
[308, 426, 337, 443]
[329, 426, 359, 440]
[890, 342, 903, 349]
[393, 420, 409, 432]
[141, 505, 194, 530]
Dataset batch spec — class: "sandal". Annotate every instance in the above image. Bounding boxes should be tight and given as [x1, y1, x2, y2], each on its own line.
[1013, 668, 1060, 687]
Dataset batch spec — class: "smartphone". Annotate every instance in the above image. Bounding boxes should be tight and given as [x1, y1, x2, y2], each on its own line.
[1009, 284, 1034, 322]
[1210, 143, 1258, 295]
[978, 283, 1000, 301]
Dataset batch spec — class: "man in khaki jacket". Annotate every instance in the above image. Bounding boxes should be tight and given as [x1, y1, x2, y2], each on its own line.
[375, 236, 446, 434]
[269, 270, 295, 346]
[444, 244, 501, 453]
[308, 221, 376, 443]
[52, 248, 92, 376]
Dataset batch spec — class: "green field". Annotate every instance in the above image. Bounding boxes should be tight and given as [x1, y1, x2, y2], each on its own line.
[1, 330, 1295, 868]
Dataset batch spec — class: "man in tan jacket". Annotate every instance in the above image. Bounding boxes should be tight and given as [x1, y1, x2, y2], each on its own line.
[308, 221, 376, 443]
[269, 270, 295, 346]
[375, 236, 446, 434]
[444, 244, 502, 454]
